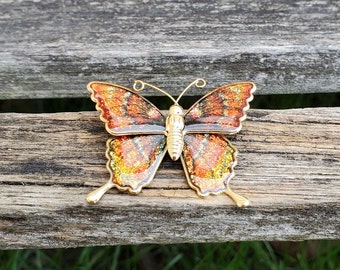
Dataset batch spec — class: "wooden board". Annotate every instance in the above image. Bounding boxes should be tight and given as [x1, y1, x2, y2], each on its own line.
[0, 108, 339, 249]
[0, 0, 339, 99]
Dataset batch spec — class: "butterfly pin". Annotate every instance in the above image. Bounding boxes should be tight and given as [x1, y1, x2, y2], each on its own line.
[86, 78, 256, 207]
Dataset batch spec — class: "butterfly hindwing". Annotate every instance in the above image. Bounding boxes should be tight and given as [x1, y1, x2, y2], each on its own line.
[87, 82, 166, 135]
[106, 135, 167, 193]
[181, 133, 237, 196]
[184, 82, 256, 134]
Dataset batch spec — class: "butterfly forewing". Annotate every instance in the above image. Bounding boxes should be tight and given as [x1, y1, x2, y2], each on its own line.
[87, 82, 166, 135]
[184, 82, 256, 134]
[106, 135, 167, 193]
[181, 134, 237, 196]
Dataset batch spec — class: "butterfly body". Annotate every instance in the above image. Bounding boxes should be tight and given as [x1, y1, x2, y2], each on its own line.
[165, 104, 185, 161]
[87, 79, 256, 207]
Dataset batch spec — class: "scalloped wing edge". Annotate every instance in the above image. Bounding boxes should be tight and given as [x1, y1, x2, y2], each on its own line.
[184, 81, 256, 134]
[87, 81, 166, 135]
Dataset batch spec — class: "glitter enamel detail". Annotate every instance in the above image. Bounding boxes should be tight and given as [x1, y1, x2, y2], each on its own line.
[88, 82, 165, 135]
[182, 134, 237, 195]
[106, 135, 166, 193]
[185, 82, 255, 134]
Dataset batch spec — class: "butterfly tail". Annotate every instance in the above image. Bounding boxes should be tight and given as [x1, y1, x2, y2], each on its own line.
[86, 180, 116, 204]
[224, 188, 249, 207]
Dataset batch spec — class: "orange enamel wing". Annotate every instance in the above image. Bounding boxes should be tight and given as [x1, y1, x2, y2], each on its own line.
[184, 82, 256, 134]
[87, 82, 166, 135]
[106, 135, 166, 193]
[182, 134, 237, 196]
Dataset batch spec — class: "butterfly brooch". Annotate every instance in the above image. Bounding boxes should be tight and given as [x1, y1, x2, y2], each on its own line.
[86, 78, 256, 207]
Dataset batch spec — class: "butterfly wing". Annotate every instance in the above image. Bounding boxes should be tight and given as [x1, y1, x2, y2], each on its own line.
[87, 134, 166, 203]
[184, 82, 256, 134]
[106, 134, 167, 193]
[181, 133, 236, 195]
[87, 81, 166, 135]
[181, 133, 248, 207]
[86, 81, 167, 203]
[181, 82, 255, 206]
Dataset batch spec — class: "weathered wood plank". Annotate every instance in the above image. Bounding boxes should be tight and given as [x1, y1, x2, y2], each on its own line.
[0, 0, 339, 99]
[0, 108, 339, 249]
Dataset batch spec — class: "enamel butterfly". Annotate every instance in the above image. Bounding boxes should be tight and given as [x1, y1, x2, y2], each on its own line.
[86, 78, 256, 207]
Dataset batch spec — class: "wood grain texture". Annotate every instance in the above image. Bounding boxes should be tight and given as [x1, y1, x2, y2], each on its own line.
[0, 0, 339, 99]
[0, 108, 339, 249]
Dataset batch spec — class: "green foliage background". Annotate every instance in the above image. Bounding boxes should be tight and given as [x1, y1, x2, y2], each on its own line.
[0, 241, 339, 270]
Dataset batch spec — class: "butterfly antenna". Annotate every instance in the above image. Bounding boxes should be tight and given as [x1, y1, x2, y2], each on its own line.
[134, 80, 177, 104]
[133, 78, 206, 104]
[176, 78, 206, 103]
